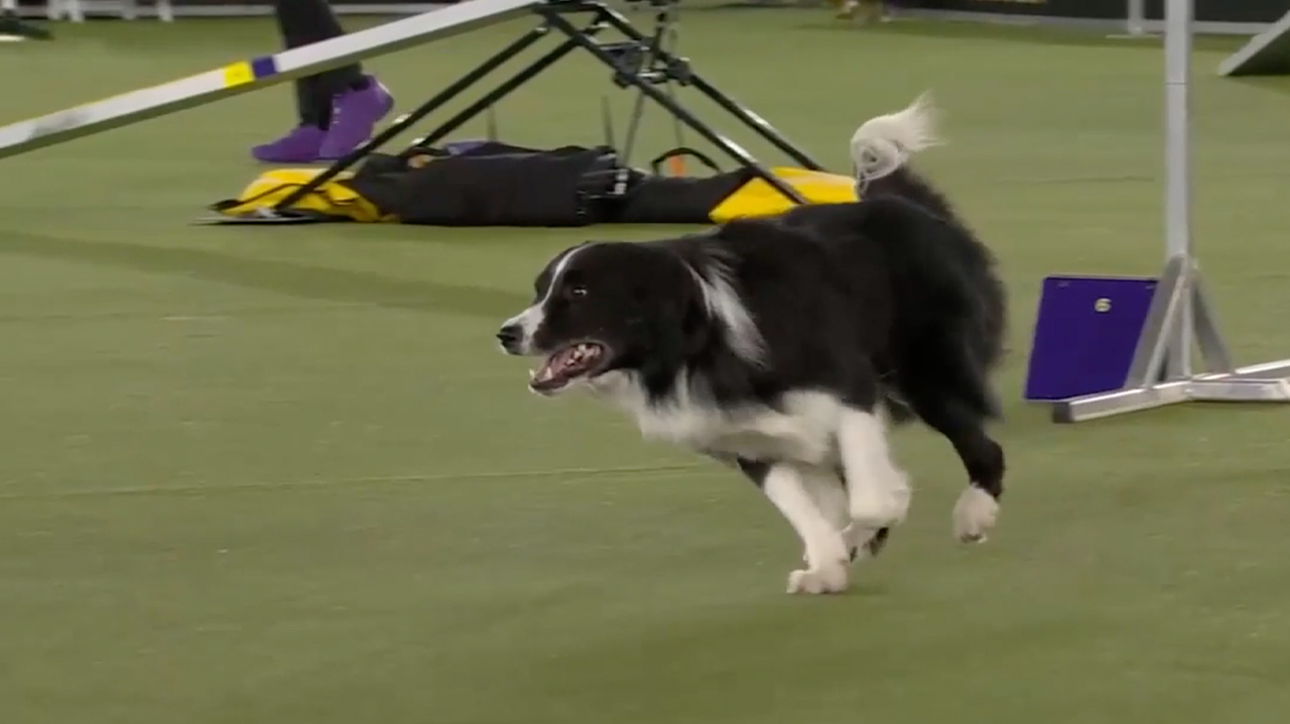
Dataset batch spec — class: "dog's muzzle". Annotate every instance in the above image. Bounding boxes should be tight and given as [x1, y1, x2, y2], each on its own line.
[497, 323, 525, 355]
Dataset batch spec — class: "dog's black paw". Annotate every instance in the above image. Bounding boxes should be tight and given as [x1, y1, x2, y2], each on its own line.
[841, 529, 892, 562]
[863, 526, 891, 557]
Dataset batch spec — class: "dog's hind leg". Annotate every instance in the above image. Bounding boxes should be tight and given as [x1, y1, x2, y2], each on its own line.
[837, 407, 912, 555]
[902, 389, 1004, 543]
[735, 458, 852, 595]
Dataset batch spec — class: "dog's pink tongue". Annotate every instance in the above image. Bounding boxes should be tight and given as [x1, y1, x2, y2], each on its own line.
[532, 348, 575, 389]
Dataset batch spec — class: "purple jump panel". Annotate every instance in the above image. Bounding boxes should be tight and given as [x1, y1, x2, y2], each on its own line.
[1024, 275, 1158, 401]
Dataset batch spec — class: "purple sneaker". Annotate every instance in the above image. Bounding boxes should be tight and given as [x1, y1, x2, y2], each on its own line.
[317, 77, 395, 161]
[251, 124, 327, 164]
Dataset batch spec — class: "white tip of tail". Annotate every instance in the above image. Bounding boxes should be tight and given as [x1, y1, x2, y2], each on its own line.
[850, 91, 943, 185]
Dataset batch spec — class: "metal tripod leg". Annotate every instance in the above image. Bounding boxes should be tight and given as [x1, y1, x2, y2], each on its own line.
[409, 36, 586, 151]
[617, 1, 683, 168]
[597, 5, 823, 171]
[541, 10, 808, 204]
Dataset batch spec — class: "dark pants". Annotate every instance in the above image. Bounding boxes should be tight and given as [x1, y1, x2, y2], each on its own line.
[274, 0, 367, 128]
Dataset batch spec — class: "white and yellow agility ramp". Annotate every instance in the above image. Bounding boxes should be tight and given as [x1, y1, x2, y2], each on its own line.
[1024, 0, 1290, 423]
[0, 0, 856, 225]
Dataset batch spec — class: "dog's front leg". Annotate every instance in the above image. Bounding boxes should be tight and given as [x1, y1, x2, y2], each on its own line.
[797, 464, 860, 563]
[837, 407, 912, 552]
[739, 460, 851, 595]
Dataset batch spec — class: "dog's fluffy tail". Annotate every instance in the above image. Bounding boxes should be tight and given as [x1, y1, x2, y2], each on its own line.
[850, 91, 942, 187]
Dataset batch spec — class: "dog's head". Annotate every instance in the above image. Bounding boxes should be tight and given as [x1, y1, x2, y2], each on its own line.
[497, 240, 721, 396]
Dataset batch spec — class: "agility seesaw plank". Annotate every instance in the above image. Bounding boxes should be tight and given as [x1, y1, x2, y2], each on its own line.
[0, 0, 540, 160]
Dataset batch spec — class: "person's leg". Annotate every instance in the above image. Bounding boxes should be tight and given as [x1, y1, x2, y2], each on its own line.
[253, 0, 394, 163]
[275, 0, 394, 160]
[277, 0, 365, 114]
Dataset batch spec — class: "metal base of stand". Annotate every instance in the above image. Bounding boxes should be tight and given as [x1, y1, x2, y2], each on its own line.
[206, 0, 822, 225]
[1053, 367, 1290, 423]
[1051, 255, 1290, 423]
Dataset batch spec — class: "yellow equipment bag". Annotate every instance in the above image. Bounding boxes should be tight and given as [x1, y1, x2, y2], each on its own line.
[708, 167, 858, 224]
[209, 168, 393, 223]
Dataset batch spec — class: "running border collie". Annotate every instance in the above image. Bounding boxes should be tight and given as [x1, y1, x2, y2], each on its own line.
[497, 93, 1007, 595]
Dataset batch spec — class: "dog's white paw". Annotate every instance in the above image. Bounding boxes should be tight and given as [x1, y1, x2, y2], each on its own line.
[786, 562, 849, 595]
[953, 486, 999, 543]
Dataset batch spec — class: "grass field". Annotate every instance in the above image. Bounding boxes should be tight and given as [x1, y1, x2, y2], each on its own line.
[3, 9, 1290, 724]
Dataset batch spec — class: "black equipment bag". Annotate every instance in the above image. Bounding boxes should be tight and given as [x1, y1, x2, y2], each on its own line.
[341, 142, 753, 227]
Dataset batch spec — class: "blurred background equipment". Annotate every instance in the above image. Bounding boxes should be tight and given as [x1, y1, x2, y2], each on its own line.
[211, 0, 828, 224]
[0, 0, 52, 38]
[0, 0, 537, 160]
[1220, 5, 1290, 74]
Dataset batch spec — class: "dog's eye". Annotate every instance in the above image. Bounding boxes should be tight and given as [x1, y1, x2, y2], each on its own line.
[567, 285, 588, 299]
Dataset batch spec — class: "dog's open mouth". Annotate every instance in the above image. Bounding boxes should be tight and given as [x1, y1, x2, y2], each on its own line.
[530, 341, 608, 393]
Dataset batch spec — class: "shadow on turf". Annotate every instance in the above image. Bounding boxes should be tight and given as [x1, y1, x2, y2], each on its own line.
[0, 231, 530, 319]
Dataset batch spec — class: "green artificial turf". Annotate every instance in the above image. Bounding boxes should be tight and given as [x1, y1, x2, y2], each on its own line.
[3, 10, 1290, 724]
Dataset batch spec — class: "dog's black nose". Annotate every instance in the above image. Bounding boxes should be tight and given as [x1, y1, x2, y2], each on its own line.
[497, 323, 523, 353]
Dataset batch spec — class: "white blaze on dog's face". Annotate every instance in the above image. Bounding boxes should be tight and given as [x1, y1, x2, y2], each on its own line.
[499, 243, 586, 356]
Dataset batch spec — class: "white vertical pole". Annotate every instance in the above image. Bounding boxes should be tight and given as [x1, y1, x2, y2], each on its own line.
[1164, 0, 1193, 375]
[1127, 0, 1147, 36]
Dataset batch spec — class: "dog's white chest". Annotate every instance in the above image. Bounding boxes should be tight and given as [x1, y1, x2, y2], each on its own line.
[624, 388, 844, 465]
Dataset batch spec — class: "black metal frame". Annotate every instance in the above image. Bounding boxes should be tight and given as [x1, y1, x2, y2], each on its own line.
[265, 0, 823, 217]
